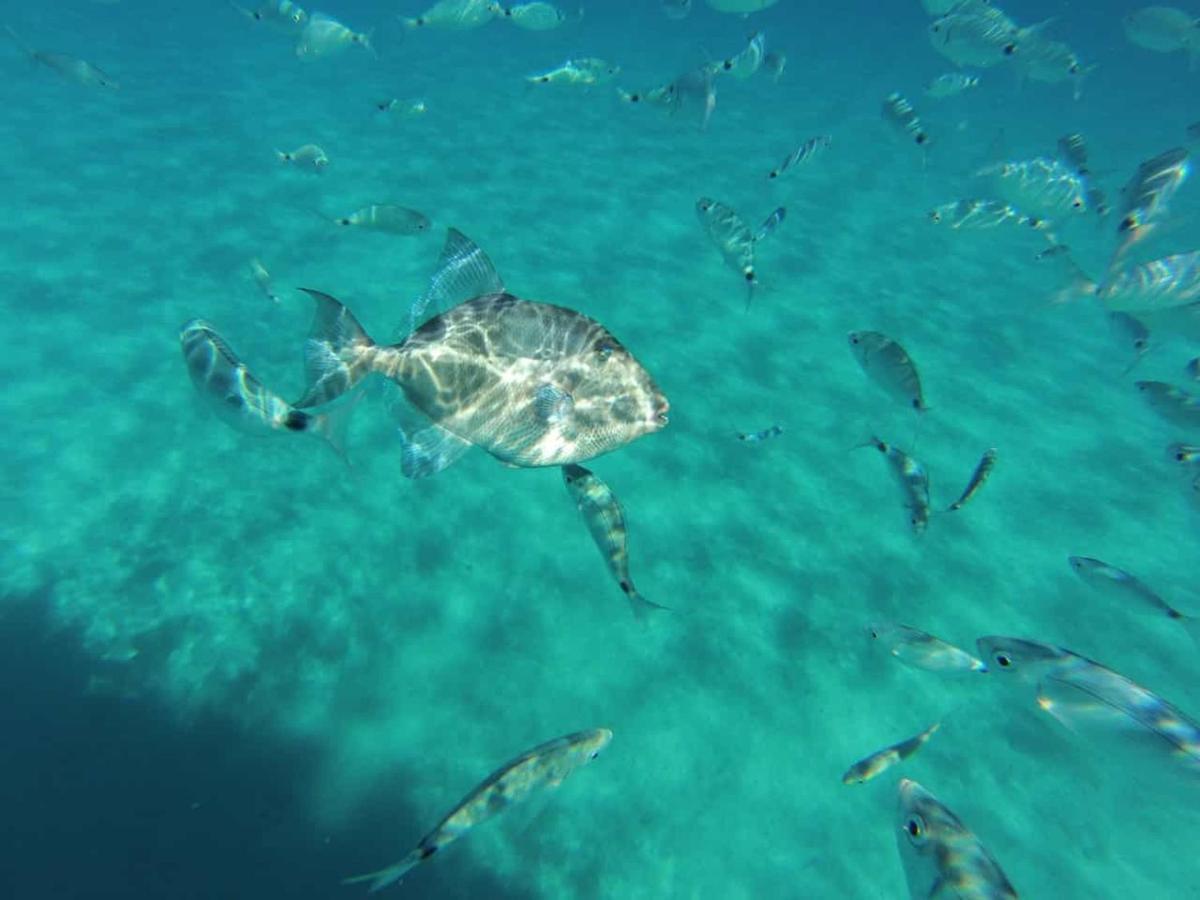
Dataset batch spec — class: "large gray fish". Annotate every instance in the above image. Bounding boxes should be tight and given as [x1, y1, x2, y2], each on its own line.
[1068, 556, 1199, 642]
[695, 197, 782, 308]
[1136, 380, 1200, 430]
[863, 437, 933, 534]
[562, 464, 667, 620]
[4, 26, 118, 88]
[179, 319, 353, 458]
[344, 729, 612, 893]
[842, 723, 940, 785]
[896, 779, 1018, 900]
[295, 229, 669, 471]
[870, 623, 986, 673]
[977, 635, 1200, 772]
[1114, 147, 1190, 259]
[847, 331, 927, 412]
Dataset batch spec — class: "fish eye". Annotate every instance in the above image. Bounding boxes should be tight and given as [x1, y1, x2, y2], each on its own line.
[994, 653, 1012, 668]
[594, 341, 615, 358]
[656, 411, 669, 424]
[904, 816, 926, 843]
[589, 751, 600, 760]
[1004, 43, 1016, 55]
[1072, 199, 1083, 208]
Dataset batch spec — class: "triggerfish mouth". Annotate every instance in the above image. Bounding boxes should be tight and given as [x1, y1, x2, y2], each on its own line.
[294, 228, 669, 475]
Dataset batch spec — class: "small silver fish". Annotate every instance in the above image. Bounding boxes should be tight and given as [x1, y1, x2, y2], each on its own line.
[232, 0, 309, 34]
[1015, 33, 1093, 99]
[768, 135, 831, 179]
[715, 31, 766, 80]
[562, 464, 667, 620]
[620, 66, 716, 130]
[248, 258, 280, 305]
[842, 723, 940, 785]
[696, 197, 758, 306]
[1123, 6, 1200, 62]
[737, 424, 783, 442]
[863, 438, 932, 534]
[870, 623, 987, 673]
[343, 729, 612, 892]
[329, 204, 431, 236]
[1109, 312, 1151, 372]
[896, 779, 1018, 900]
[493, 1, 571, 30]
[1099, 252, 1200, 314]
[1068, 556, 1198, 639]
[946, 448, 997, 511]
[927, 6, 1023, 68]
[977, 158, 1089, 220]
[295, 12, 372, 59]
[179, 319, 351, 458]
[1114, 147, 1190, 257]
[4, 26, 118, 88]
[1136, 380, 1200, 430]
[275, 143, 329, 172]
[924, 72, 980, 99]
[847, 331, 927, 412]
[882, 92, 930, 150]
[375, 97, 427, 117]
[977, 635, 1200, 771]
[404, 0, 500, 29]
[529, 58, 619, 86]
[928, 198, 1050, 235]
[1057, 133, 1109, 216]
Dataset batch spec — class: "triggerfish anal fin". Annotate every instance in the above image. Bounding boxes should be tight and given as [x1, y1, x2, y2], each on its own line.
[406, 227, 505, 334]
[294, 288, 376, 409]
[397, 421, 474, 479]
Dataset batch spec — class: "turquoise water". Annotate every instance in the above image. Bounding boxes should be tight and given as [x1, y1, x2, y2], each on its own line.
[3, 1, 1200, 896]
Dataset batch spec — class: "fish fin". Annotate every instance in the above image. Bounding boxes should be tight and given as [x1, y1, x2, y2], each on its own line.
[753, 207, 786, 242]
[311, 390, 364, 465]
[534, 384, 574, 424]
[294, 288, 376, 408]
[343, 850, 423, 892]
[397, 422, 473, 479]
[624, 586, 670, 621]
[407, 228, 504, 334]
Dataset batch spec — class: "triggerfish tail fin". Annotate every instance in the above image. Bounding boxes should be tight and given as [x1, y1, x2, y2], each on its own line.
[295, 288, 376, 409]
[342, 850, 423, 893]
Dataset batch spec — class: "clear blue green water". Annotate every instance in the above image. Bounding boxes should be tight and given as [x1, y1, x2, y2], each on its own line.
[3, 1, 1200, 896]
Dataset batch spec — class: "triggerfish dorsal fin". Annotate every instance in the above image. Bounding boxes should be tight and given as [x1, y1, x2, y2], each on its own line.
[294, 288, 376, 409]
[407, 227, 505, 334]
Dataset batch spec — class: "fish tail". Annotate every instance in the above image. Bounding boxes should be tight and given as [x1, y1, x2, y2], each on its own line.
[626, 588, 670, 621]
[294, 288, 376, 409]
[311, 390, 364, 464]
[342, 851, 422, 893]
[274, 149, 289, 163]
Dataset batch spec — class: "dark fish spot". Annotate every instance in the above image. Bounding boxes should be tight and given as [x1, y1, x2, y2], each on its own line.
[995, 654, 1012, 668]
[619, 580, 632, 594]
[223, 392, 245, 409]
[284, 410, 309, 431]
[906, 818, 922, 838]
[420, 846, 437, 859]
